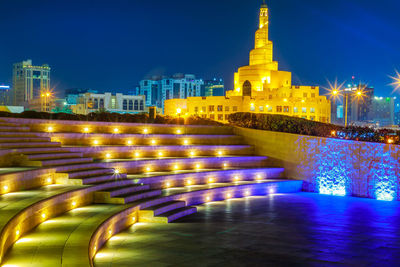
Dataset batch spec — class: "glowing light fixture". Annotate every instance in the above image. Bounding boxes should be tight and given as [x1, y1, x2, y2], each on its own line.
[208, 177, 214, 183]
[186, 179, 193, 186]
[176, 129, 182, 134]
[47, 126, 54, 132]
[195, 163, 201, 169]
[72, 201, 77, 207]
[105, 153, 111, 159]
[166, 182, 171, 188]
[93, 140, 99, 145]
[47, 177, 52, 184]
[234, 176, 240, 181]
[3, 185, 8, 192]
[83, 127, 90, 133]
[145, 166, 151, 172]
[387, 138, 394, 144]
[223, 163, 228, 168]
[189, 151, 196, 157]
[151, 139, 156, 145]
[217, 151, 223, 156]
[206, 196, 211, 202]
[245, 190, 250, 196]
[114, 169, 120, 174]
[256, 174, 262, 180]
[41, 213, 46, 219]
[183, 139, 189, 145]
[143, 128, 149, 134]
[176, 108, 182, 114]
[16, 230, 20, 236]
[331, 130, 336, 137]
[134, 152, 140, 158]
[127, 140, 133, 145]
[226, 193, 232, 199]
[113, 128, 119, 133]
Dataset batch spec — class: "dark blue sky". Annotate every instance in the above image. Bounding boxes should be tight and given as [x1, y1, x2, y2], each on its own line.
[1, 0, 399, 96]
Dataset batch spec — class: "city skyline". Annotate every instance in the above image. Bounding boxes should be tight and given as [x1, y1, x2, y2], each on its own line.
[1, 0, 400, 95]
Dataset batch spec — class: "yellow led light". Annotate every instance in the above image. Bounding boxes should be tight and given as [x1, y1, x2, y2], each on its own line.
[3, 185, 8, 191]
[208, 178, 214, 183]
[166, 182, 171, 188]
[72, 201, 77, 207]
[183, 139, 189, 145]
[206, 196, 211, 202]
[186, 179, 192, 186]
[245, 190, 250, 196]
[114, 169, 120, 174]
[93, 140, 99, 145]
[16, 230, 20, 236]
[176, 129, 182, 134]
[105, 153, 111, 159]
[217, 151, 223, 156]
[143, 128, 148, 134]
[226, 193, 232, 199]
[134, 152, 140, 158]
[158, 152, 163, 157]
[173, 164, 179, 170]
[41, 213, 46, 219]
[109, 230, 112, 235]
[256, 174, 262, 180]
[195, 164, 201, 169]
[151, 139, 156, 145]
[223, 163, 228, 168]
[47, 178, 52, 184]
[234, 176, 240, 181]
[83, 127, 89, 133]
[190, 151, 195, 157]
[127, 140, 133, 145]
[146, 167, 151, 172]
[47, 126, 53, 132]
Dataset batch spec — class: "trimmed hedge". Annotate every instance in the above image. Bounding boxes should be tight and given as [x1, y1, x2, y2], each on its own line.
[0, 111, 223, 126]
[228, 112, 399, 144]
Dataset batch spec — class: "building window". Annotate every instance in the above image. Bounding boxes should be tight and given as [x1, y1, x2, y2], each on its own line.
[140, 100, 144, 110]
[209, 105, 214, 112]
[311, 93, 316, 98]
[250, 106, 255, 111]
[225, 114, 229, 120]
[269, 95, 272, 100]
[218, 114, 223, 121]
[99, 99, 104, 108]
[217, 105, 223, 112]
[195, 107, 199, 113]
[294, 107, 298, 113]
[268, 106, 273, 112]
[129, 100, 133, 110]
[94, 99, 98, 109]
[233, 106, 238, 112]
[202, 114, 206, 118]
[283, 106, 290, 113]
[202, 106, 206, 112]
[303, 93, 308, 98]
[111, 98, 116, 109]
[123, 99, 127, 110]
[259, 106, 264, 111]
[210, 114, 215, 120]
[134, 100, 139, 110]
[310, 107, 315, 113]
[276, 106, 282, 112]
[225, 106, 230, 112]
[302, 107, 307, 113]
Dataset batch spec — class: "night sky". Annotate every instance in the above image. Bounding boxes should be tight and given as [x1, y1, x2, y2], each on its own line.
[0, 0, 399, 97]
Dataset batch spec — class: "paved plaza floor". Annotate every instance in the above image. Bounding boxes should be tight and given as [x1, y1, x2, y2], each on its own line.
[95, 193, 400, 267]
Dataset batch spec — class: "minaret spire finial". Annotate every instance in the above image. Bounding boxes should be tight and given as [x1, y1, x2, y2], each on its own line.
[261, 0, 267, 8]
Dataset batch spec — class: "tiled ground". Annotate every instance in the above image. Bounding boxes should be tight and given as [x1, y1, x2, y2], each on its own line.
[95, 193, 400, 267]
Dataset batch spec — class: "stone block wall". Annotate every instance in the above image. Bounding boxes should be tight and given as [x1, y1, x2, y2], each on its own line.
[234, 127, 400, 201]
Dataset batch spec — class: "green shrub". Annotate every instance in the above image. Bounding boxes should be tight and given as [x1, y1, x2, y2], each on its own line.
[228, 112, 398, 144]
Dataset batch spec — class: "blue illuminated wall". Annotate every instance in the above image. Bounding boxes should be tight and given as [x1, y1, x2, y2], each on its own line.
[235, 127, 400, 202]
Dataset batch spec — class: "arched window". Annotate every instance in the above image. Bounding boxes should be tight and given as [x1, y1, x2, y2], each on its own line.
[243, 81, 252, 96]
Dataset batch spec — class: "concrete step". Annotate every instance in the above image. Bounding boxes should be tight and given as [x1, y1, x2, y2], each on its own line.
[0, 132, 42, 137]
[122, 189, 162, 204]
[12, 147, 72, 154]
[79, 173, 128, 185]
[28, 157, 93, 167]
[146, 200, 186, 216]
[65, 168, 116, 179]
[107, 184, 151, 197]
[27, 152, 84, 161]
[0, 122, 21, 127]
[0, 126, 29, 132]
[0, 142, 61, 148]
[0, 137, 51, 143]
[157, 206, 197, 223]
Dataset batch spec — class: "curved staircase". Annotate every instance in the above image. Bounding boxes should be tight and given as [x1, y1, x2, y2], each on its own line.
[0, 118, 302, 266]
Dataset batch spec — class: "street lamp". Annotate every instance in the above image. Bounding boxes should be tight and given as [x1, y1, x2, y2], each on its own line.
[390, 70, 400, 93]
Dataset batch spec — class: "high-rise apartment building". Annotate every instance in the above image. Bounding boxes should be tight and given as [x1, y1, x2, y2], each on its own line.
[371, 97, 395, 127]
[0, 85, 12, 105]
[139, 74, 204, 110]
[12, 59, 51, 107]
[202, 79, 225, 97]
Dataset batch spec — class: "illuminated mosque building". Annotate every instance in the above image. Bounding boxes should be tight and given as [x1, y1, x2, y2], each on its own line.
[165, 1, 331, 123]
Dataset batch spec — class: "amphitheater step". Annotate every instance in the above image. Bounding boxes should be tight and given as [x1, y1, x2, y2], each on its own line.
[65, 167, 116, 179]
[100, 189, 162, 204]
[78, 173, 128, 185]
[27, 157, 93, 167]
[107, 184, 151, 197]
[0, 126, 30, 132]
[26, 152, 84, 160]
[156, 206, 197, 223]
[0, 136, 51, 143]
[9, 147, 72, 154]
[146, 200, 186, 216]
[0, 141, 61, 148]
[0, 132, 43, 137]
